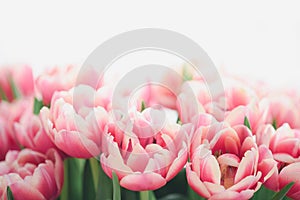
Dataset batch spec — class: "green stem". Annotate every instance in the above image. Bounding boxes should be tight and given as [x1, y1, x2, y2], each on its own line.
[140, 191, 149, 200]
[89, 158, 100, 191]
[60, 160, 69, 200]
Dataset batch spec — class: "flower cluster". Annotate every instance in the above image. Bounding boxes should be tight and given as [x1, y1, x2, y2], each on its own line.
[0, 64, 299, 199]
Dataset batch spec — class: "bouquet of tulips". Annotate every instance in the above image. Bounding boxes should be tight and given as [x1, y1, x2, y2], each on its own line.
[0, 64, 299, 200]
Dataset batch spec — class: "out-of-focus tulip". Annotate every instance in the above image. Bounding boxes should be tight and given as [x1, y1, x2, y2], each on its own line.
[14, 105, 56, 154]
[0, 98, 32, 160]
[259, 92, 300, 129]
[0, 148, 63, 200]
[187, 121, 275, 200]
[137, 65, 197, 110]
[177, 80, 208, 124]
[256, 124, 300, 199]
[101, 107, 188, 191]
[0, 65, 34, 102]
[224, 103, 268, 134]
[40, 84, 110, 158]
[35, 65, 78, 105]
[0, 117, 18, 160]
[177, 76, 258, 124]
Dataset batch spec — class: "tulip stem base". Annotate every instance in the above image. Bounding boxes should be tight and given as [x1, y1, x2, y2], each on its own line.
[140, 190, 155, 200]
[140, 191, 149, 200]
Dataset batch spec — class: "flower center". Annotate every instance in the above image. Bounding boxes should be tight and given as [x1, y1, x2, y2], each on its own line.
[220, 164, 236, 189]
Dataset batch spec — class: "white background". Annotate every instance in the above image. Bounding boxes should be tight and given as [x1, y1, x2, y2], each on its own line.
[0, 1, 299, 88]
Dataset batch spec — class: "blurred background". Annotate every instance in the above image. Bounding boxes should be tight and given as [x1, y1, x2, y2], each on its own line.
[0, 1, 299, 88]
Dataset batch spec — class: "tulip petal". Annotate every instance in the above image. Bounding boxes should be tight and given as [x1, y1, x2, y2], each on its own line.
[229, 172, 261, 192]
[10, 180, 46, 200]
[278, 162, 300, 198]
[186, 163, 211, 198]
[120, 172, 166, 191]
[209, 189, 254, 200]
[217, 153, 240, 167]
[126, 143, 149, 172]
[234, 149, 256, 183]
[203, 181, 225, 195]
[165, 147, 188, 181]
[200, 155, 221, 184]
[54, 130, 100, 158]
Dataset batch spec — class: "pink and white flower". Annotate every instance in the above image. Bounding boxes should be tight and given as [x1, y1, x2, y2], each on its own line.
[256, 124, 300, 199]
[14, 105, 56, 154]
[0, 65, 34, 102]
[187, 121, 275, 199]
[0, 98, 32, 160]
[40, 84, 110, 158]
[100, 107, 188, 191]
[35, 65, 78, 105]
[259, 92, 300, 129]
[0, 149, 63, 200]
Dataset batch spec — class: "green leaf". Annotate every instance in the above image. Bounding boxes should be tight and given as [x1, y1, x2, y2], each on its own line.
[244, 116, 252, 131]
[7, 186, 14, 200]
[159, 194, 187, 200]
[122, 188, 138, 200]
[272, 182, 294, 200]
[188, 187, 205, 200]
[272, 119, 278, 130]
[112, 172, 121, 200]
[33, 98, 44, 115]
[96, 162, 113, 200]
[0, 86, 8, 101]
[251, 185, 276, 200]
[176, 116, 182, 125]
[155, 169, 187, 198]
[182, 65, 193, 81]
[9, 78, 21, 100]
[83, 159, 96, 200]
[141, 101, 146, 112]
[60, 158, 85, 200]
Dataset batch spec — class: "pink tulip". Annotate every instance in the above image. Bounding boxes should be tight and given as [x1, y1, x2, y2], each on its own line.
[187, 121, 275, 199]
[35, 65, 78, 105]
[0, 117, 18, 160]
[0, 148, 63, 200]
[40, 84, 110, 158]
[256, 124, 300, 198]
[177, 76, 258, 124]
[224, 103, 268, 134]
[259, 92, 300, 129]
[13, 104, 56, 154]
[137, 65, 197, 110]
[0, 98, 32, 160]
[0, 65, 34, 102]
[135, 83, 178, 111]
[100, 107, 188, 191]
[177, 80, 208, 123]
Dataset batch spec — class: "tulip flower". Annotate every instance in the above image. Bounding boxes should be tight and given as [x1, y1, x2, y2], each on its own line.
[0, 117, 18, 160]
[224, 103, 268, 134]
[100, 107, 188, 191]
[40, 84, 110, 158]
[259, 93, 300, 129]
[177, 76, 259, 124]
[137, 65, 197, 110]
[0, 98, 32, 160]
[14, 105, 56, 154]
[256, 124, 300, 199]
[0, 148, 63, 200]
[0, 65, 34, 102]
[36, 65, 78, 105]
[177, 80, 208, 123]
[187, 121, 275, 199]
